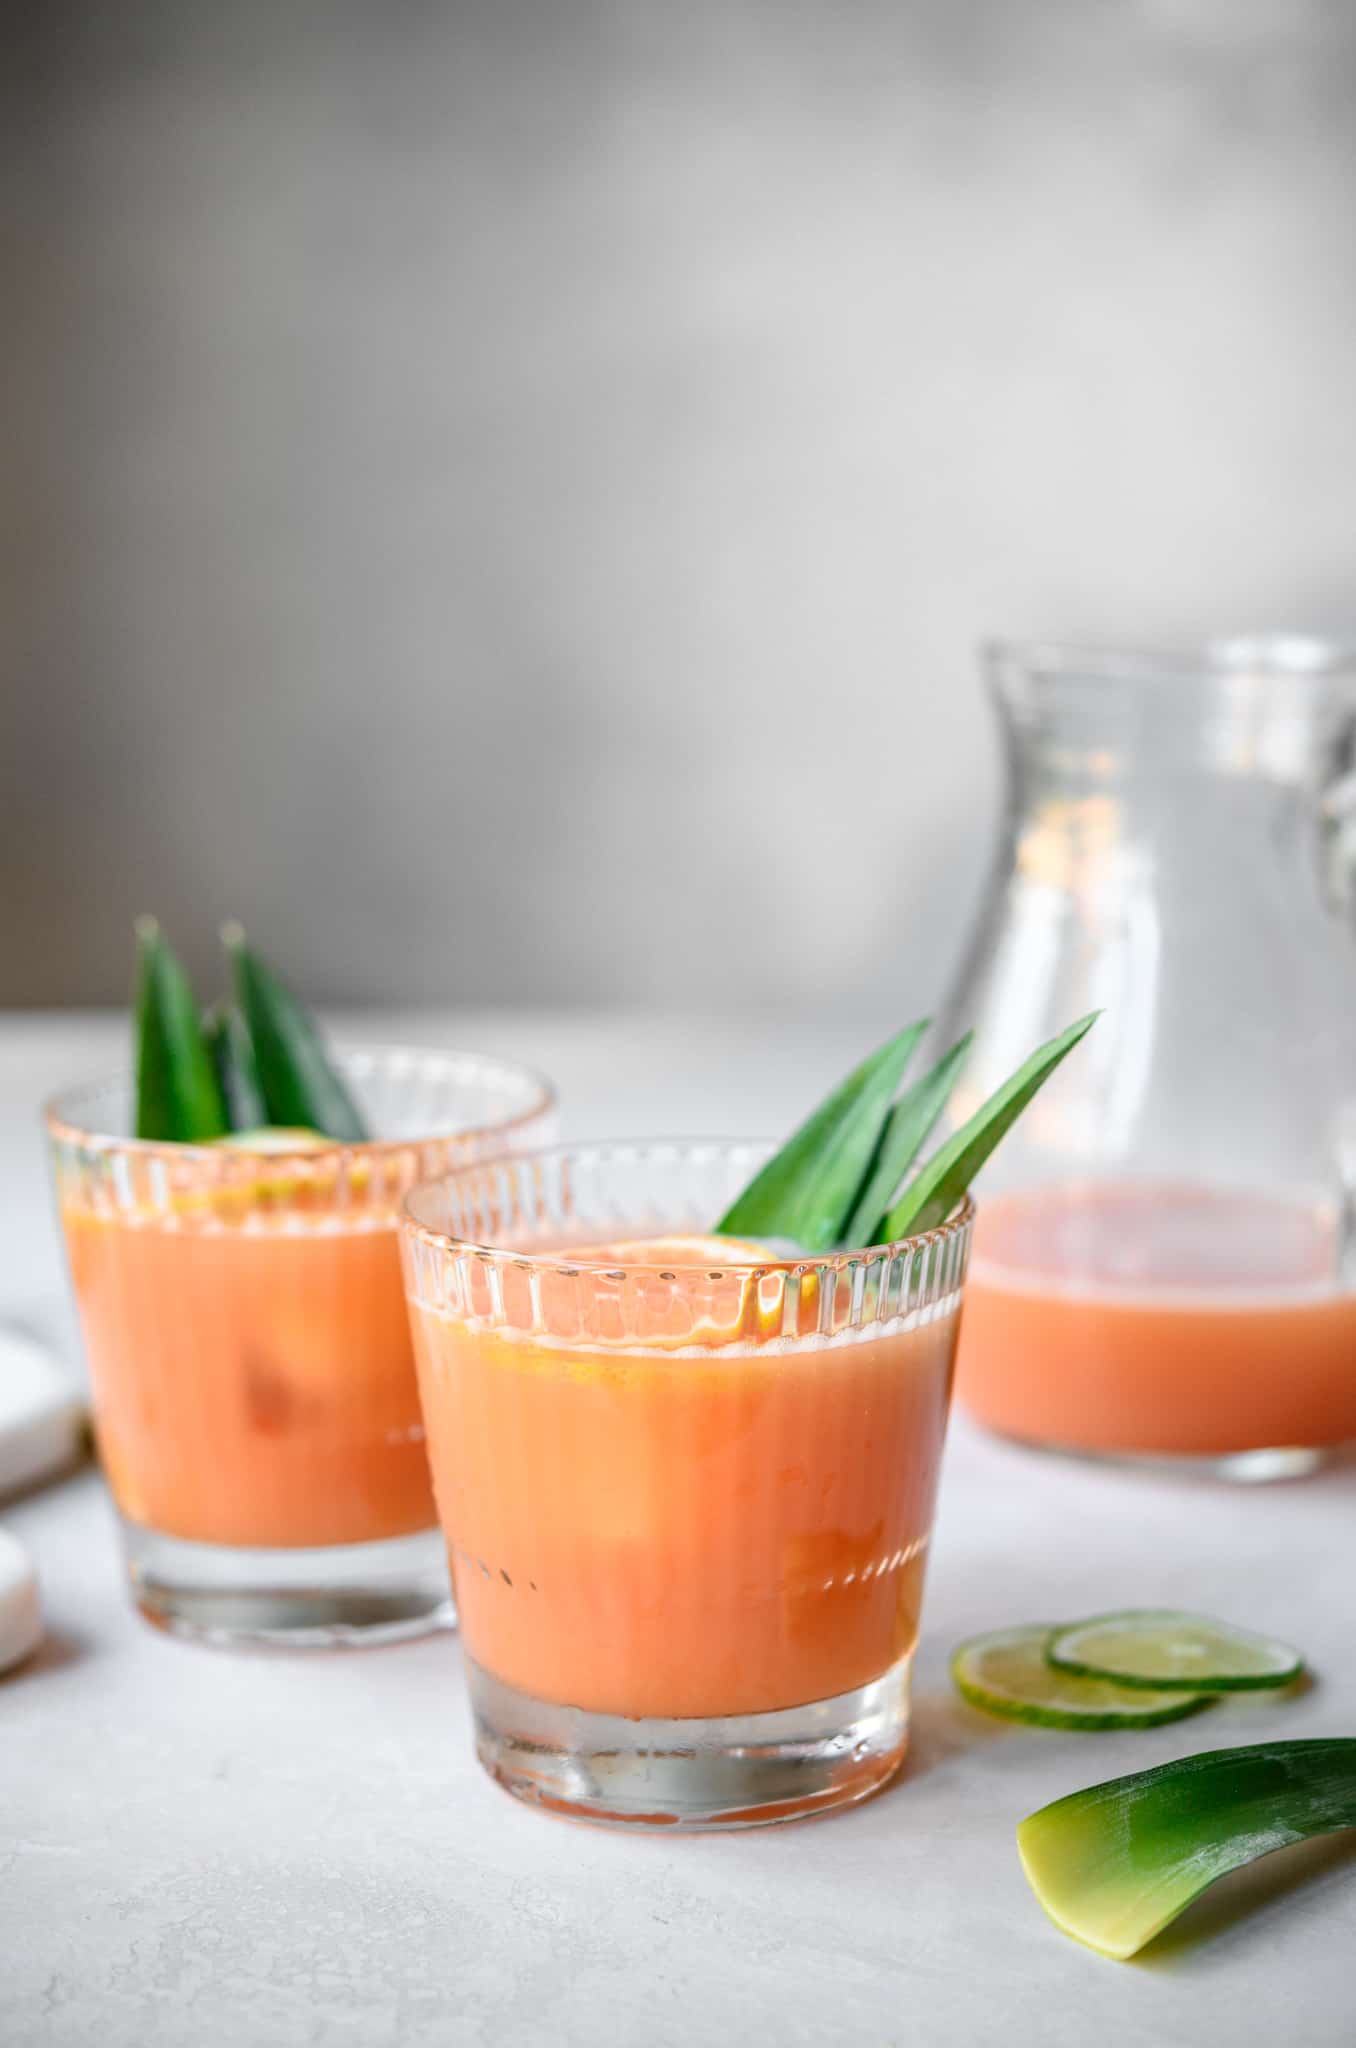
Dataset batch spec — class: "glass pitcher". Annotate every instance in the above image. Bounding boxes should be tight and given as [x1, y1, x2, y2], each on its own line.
[942, 638, 1356, 1479]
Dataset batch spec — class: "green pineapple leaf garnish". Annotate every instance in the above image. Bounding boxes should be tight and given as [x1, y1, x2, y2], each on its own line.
[203, 1001, 269, 1132]
[223, 922, 369, 1143]
[1019, 1739, 1354, 1960]
[840, 1031, 973, 1248]
[716, 1020, 929, 1252]
[877, 1013, 1098, 1241]
[133, 917, 230, 1142]
[716, 1012, 1097, 1250]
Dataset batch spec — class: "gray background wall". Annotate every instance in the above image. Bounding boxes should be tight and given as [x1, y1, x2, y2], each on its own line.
[4, 0, 1354, 1010]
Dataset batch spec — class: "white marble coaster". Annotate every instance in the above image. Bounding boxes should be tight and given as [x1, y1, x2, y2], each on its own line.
[0, 1329, 86, 1499]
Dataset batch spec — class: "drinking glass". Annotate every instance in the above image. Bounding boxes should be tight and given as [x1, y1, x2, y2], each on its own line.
[401, 1139, 971, 1828]
[943, 637, 1356, 1477]
[47, 1045, 555, 1644]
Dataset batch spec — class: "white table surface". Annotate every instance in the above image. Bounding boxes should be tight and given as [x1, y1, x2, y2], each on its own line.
[3, 1010, 1354, 2048]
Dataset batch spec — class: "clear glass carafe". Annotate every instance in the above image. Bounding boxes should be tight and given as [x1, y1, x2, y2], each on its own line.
[942, 639, 1356, 1479]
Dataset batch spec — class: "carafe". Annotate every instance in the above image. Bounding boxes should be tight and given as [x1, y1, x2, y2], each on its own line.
[942, 638, 1356, 1478]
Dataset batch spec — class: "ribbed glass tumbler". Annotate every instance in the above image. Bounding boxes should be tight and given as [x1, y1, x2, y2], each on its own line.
[47, 1045, 555, 1646]
[401, 1139, 972, 1828]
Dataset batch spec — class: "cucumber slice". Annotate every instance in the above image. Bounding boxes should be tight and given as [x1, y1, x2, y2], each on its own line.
[1048, 1610, 1304, 1693]
[1019, 1739, 1356, 1959]
[952, 1625, 1215, 1730]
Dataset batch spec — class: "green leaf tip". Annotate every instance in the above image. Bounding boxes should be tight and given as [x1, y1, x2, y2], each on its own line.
[225, 929, 369, 1143]
[878, 1011, 1099, 1241]
[716, 1019, 930, 1252]
[203, 1001, 268, 1132]
[1018, 1738, 1356, 1960]
[713, 1009, 1097, 1253]
[841, 1031, 973, 1247]
[133, 919, 230, 1142]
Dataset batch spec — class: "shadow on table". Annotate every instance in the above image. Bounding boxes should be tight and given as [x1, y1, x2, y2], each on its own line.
[1136, 1829, 1356, 1970]
[3, 1625, 87, 1686]
[903, 1686, 1010, 1782]
[0, 1449, 93, 1513]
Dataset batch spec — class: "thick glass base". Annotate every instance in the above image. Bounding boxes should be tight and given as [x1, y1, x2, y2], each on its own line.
[120, 1516, 454, 1647]
[467, 1654, 912, 1829]
[988, 1429, 1347, 1484]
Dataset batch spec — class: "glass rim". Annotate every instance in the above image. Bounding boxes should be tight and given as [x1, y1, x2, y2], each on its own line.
[983, 634, 1356, 687]
[43, 1040, 557, 1164]
[400, 1135, 976, 1273]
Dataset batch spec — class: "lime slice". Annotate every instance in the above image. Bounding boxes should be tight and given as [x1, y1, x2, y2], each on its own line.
[952, 1625, 1215, 1730]
[1047, 1610, 1304, 1693]
[211, 1128, 331, 1154]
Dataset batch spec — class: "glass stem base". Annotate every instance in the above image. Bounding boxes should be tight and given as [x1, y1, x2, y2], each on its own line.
[120, 1516, 454, 1647]
[467, 1654, 912, 1829]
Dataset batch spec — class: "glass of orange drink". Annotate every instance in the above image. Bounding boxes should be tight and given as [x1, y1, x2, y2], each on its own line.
[400, 1138, 972, 1828]
[47, 1046, 555, 1646]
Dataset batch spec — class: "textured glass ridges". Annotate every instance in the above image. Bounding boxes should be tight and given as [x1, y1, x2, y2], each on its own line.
[402, 1138, 971, 1351]
[47, 1044, 557, 1228]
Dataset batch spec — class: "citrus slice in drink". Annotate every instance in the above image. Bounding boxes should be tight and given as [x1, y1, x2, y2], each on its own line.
[553, 1234, 779, 1266]
[952, 1624, 1215, 1729]
[174, 1126, 350, 1218]
[537, 1234, 790, 1349]
[212, 1127, 331, 1153]
[1047, 1610, 1304, 1692]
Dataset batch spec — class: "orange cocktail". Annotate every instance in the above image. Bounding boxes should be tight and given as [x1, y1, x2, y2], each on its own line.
[62, 1203, 429, 1551]
[401, 1139, 971, 1827]
[47, 1048, 554, 1644]
[957, 1182, 1356, 1469]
